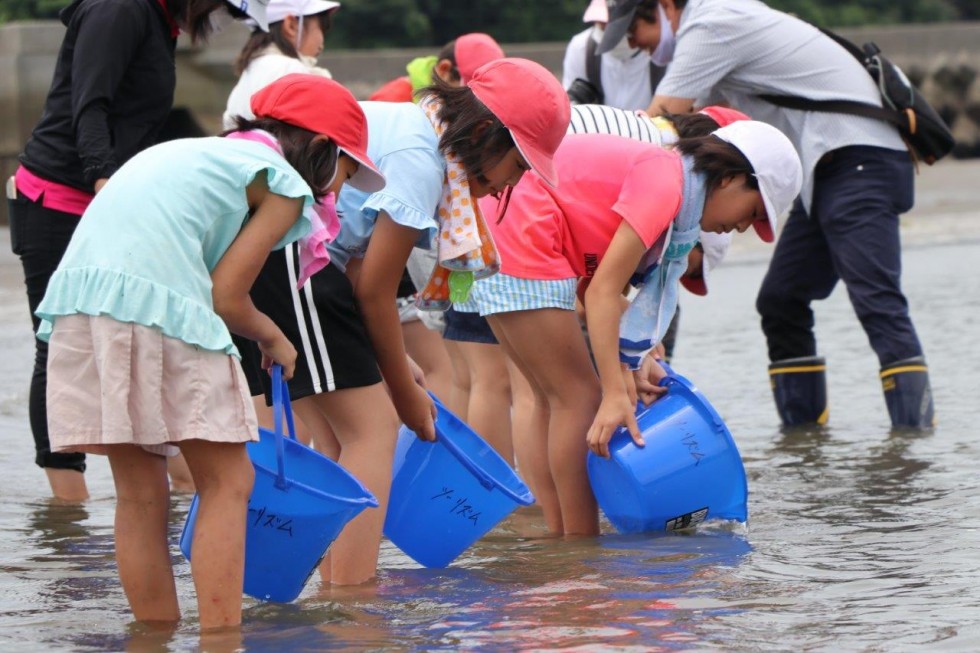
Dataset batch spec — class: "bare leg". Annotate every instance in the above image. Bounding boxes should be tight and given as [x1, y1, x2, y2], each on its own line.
[166, 453, 195, 494]
[442, 339, 471, 419]
[506, 358, 562, 533]
[45, 468, 89, 502]
[489, 310, 601, 535]
[178, 439, 255, 630]
[292, 383, 399, 585]
[291, 400, 341, 584]
[457, 341, 513, 465]
[105, 445, 179, 623]
[252, 395, 314, 446]
[401, 320, 454, 403]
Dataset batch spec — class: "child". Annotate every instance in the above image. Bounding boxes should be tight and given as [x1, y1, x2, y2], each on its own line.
[236, 58, 570, 585]
[497, 103, 750, 520]
[224, 0, 342, 129]
[368, 32, 508, 424]
[7, 0, 270, 503]
[34, 75, 382, 629]
[477, 121, 802, 535]
[369, 32, 504, 103]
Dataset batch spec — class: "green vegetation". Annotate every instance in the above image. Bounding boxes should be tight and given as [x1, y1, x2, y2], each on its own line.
[2, 0, 978, 44]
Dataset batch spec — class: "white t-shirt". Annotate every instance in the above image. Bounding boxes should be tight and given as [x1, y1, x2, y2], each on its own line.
[655, 0, 906, 210]
[223, 45, 332, 130]
[562, 27, 656, 112]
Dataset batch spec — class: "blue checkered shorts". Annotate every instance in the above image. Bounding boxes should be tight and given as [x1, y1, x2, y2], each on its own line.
[468, 272, 577, 316]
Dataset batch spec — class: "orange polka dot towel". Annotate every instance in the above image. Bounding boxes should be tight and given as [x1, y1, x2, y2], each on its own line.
[416, 97, 500, 311]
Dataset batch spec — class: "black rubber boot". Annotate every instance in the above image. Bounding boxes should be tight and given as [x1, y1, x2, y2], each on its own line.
[881, 356, 935, 428]
[768, 356, 829, 426]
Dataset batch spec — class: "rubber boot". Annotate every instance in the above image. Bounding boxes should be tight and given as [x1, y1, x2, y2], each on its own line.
[768, 356, 829, 426]
[880, 356, 935, 428]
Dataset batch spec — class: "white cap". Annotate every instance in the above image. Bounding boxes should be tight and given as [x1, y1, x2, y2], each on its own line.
[681, 231, 731, 296]
[266, 0, 340, 24]
[583, 0, 608, 23]
[228, 0, 272, 31]
[711, 120, 802, 243]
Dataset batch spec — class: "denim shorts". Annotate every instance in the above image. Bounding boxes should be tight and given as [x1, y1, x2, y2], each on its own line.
[442, 307, 498, 344]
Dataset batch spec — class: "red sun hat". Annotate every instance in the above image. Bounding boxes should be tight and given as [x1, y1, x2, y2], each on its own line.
[250, 74, 385, 193]
[698, 105, 751, 128]
[466, 58, 570, 188]
[454, 33, 505, 84]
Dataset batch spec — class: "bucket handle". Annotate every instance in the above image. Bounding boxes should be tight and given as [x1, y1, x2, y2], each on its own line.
[428, 392, 534, 505]
[271, 365, 297, 490]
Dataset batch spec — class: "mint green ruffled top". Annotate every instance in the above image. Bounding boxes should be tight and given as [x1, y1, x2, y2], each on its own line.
[36, 137, 313, 357]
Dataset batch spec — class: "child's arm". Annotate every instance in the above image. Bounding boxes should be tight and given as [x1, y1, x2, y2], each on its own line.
[211, 174, 302, 379]
[583, 221, 650, 459]
[355, 212, 437, 441]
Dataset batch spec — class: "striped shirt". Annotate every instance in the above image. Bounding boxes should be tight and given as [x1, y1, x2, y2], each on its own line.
[655, 0, 906, 211]
[568, 104, 671, 144]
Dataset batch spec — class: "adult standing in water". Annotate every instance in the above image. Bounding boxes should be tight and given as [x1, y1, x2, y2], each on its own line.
[616, 0, 934, 428]
[5, 0, 271, 502]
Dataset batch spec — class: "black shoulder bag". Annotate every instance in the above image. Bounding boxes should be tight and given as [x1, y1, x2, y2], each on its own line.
[759, 27, 954, 165]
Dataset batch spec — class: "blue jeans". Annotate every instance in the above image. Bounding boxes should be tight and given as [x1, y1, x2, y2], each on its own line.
[756, 145, 923, 367]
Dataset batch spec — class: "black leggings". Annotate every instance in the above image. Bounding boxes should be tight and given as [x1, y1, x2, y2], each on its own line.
[8, 194, 86, 472]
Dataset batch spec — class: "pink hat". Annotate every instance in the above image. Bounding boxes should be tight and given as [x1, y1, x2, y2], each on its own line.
[467, 58, 570, 187]
[582, 0, 608, 23]
[698, 105, 751, 128]
[251, 74, 385, 192]
[455, 33, 505, 84]
[680, 231, 731, 296]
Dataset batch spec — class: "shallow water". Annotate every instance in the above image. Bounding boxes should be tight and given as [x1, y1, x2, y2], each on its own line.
[2, 216, 979, 650]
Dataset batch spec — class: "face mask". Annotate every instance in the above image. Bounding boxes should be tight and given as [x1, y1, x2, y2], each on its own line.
[650, 4, 676, 66]
[590, 23, 604, 44]
[209, 5, 236, 34]
[608, 35, 641, 61]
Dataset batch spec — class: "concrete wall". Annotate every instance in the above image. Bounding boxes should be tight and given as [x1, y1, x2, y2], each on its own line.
[3, 20, 980, 224]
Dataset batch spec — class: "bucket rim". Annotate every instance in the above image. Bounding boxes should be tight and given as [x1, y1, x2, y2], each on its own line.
[251, 429, 380, 508]
[430, 394, 535, 506]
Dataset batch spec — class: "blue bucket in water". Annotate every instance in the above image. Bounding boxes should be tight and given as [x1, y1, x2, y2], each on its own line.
[587, 370, 747, 534]
[180, 366, 378, 602]
[383, 394, 534, 568]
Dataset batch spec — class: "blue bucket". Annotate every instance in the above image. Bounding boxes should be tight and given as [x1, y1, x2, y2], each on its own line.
[587, 370, 747, 534]
[383, 394, 534, 568]
[180, 366, 378, 602]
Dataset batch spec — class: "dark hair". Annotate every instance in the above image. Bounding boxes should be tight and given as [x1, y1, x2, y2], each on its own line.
[666, 112, 725, 139]
[224, 117, 339, 201]
[416, 78, 516, 185]
[633, 0, 661, 23]
[170, 0, 245, 45]
[435, 39, 460, 83]
[674, 135, 759, 193]
[234, 11, 335, 75]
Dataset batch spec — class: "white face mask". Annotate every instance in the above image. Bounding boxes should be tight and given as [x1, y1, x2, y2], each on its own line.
[209, 5, 236, 34]
[608, 34, 641, 61]
[590, 23, 604, 44]
[650, 4, 676, 66]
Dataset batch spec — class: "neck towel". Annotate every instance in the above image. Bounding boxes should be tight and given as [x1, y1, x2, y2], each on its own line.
[619, 155, 707, 369]
[415, 97, 500, 311]
[224, 129, 340, 288]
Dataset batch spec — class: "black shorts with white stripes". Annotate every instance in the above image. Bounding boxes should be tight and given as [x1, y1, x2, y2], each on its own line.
[237, 244, 382, 404]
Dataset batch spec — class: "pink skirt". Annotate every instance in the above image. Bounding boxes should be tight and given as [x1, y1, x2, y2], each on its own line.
[47, 314, 258, 457]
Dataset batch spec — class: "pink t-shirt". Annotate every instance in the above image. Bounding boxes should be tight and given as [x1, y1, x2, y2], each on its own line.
[481, 133, 683, 280]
